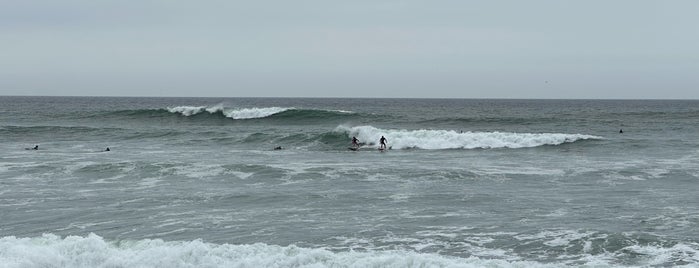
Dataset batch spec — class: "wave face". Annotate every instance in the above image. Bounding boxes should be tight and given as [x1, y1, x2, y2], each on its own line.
[335, 125, 602, 149]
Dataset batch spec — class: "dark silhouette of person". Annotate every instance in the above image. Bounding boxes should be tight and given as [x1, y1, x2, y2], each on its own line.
[105, 147, 110, 151]
[619, 129, 623, 134]
[379, 136, 388, 150]
[351, 136, 360, 148]
[32, 145, 38, 150]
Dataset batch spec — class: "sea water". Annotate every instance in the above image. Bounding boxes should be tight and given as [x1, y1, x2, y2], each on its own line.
[1, 96, 698, 267]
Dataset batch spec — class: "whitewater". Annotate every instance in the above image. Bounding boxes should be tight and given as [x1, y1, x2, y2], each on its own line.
[335, 125, 600, 149]
[1, 97, 698, 267]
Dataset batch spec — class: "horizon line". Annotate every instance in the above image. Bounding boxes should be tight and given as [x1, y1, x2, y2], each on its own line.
[1, 95, 698, 101]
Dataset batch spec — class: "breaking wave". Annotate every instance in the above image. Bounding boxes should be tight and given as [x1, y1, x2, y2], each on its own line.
[335, 125, 602, 150]
[161, 105, 358, 121]
[166, 105, 292, 119]
[95, 105, 360, 122]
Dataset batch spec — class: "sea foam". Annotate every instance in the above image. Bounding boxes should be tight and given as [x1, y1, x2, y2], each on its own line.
[3, 234, 694, 267]
[224, 107, 291, 119]
[336, 125, 602, 149]
[0, 234, 563, 268]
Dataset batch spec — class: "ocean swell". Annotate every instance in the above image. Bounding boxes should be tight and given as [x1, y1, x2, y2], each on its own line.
[335, 125, 602, 150]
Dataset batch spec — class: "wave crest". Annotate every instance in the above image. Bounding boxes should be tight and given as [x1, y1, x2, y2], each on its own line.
[164, 105, 361, 121]
[166, 106, 292, 119]
[335, 125, 602, 149]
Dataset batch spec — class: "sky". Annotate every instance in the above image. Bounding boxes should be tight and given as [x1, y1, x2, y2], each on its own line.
[1, 0, 698, 99]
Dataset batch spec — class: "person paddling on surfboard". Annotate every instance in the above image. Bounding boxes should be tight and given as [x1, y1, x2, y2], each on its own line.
[379, 136, 387, 150]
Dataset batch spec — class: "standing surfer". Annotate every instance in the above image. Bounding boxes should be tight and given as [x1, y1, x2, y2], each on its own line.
[379, 136, 387, 150]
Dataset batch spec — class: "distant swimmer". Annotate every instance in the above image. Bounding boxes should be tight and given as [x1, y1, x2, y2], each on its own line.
[351, 136, 360, 148]
[274, 146, 283, 150]
[105, 147, 110, 152]
[25, 145, 38, 150]
[379, 136, 388, 150]
[619, 129, 623, 134]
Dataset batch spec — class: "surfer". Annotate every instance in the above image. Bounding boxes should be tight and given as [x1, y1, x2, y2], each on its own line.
[379, 136, 387, 150]
[274, 146, 283, 150]
[351, 136, 360, 148]
[30, 145, 38, 150]
[619, 129, 623, 134]
[105, 147, 110, 152]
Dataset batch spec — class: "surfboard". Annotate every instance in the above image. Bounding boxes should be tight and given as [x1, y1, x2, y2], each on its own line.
[348, 147, 359, 151]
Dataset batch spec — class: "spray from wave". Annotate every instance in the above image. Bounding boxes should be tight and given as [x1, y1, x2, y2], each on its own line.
[335, 125, 602, 150]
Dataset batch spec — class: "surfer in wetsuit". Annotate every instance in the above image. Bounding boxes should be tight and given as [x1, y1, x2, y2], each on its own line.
[32, 145, 38, 150]
[351, 136, 360, 148]
[379, 136, 387, 150]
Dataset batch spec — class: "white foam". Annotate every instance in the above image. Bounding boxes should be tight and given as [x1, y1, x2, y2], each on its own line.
[223, 107, 292, 119]
[514, 230, 596, 247]
[331, 109, 355, 114]
[336, 125, 602, 150]
[174, 164, 225, 179]
[227, 171, 254, 180]
[136, 177, 161, 188]
[0, 234, 573, 268]
[166, 105, 293, 119]
[167, 106, 207, 116]
[624, 243, 699, 266]
[205, 104, 225, 114]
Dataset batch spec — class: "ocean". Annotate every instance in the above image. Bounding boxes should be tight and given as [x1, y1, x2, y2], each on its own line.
[1, 96, 698, 267]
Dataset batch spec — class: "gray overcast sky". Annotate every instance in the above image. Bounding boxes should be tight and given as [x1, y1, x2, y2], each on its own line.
[1, 1, 698, 98]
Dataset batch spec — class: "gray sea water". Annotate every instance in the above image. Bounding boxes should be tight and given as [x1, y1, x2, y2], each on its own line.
[1, 96, 698, 267]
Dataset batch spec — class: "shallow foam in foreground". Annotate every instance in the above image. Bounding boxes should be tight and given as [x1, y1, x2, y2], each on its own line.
[0, 234, 582, 268]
